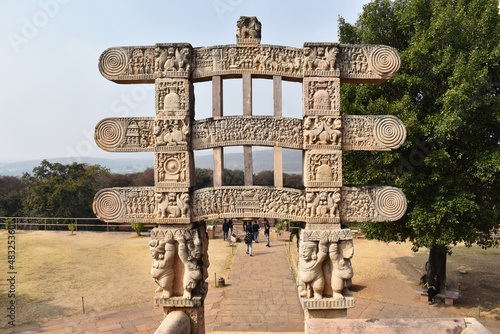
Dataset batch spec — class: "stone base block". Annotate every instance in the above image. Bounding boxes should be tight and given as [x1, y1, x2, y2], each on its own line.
[305, 317, 491, 334]
[305, 308, 347, 321]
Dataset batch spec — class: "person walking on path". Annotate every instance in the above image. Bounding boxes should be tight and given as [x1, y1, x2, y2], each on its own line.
[245, 222, 253, 256]
[222, 219, 229, 241]
[252, 221, 260, 243]
[263, 219, 271, 247]
[227, 218, 233, 245]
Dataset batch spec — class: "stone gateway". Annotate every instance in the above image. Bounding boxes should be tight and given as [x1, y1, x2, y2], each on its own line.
[93, 16, 406, 333]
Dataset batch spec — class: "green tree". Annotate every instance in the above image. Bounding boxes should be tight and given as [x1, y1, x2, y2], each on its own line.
[21, 160, 110, 219]
[339, 0, 500, 288]
[0, 176, 25, 217]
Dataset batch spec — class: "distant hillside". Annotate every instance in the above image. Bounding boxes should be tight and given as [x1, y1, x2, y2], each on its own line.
[0, 149, 302, 177]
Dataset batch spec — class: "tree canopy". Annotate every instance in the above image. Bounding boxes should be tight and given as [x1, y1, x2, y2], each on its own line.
[21, 160, 110, 218]
[339, 0, 500, 282]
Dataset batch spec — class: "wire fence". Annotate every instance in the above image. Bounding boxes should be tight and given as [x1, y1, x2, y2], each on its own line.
[0, 216, 157, 232]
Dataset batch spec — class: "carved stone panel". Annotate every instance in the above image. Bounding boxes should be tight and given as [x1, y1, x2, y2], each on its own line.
[191, 116, 303, 150]
[94, 117, 190, 152]
[303, 44, 341, 77]
[305, 189, 341, 223]
[191, 45, 304, 80]
[93, 187, 191, 224]
[155, 78, 193, 116]
[340, 186, 407, 222]
[297, 230, 354, 302]
[342, 115, 406, 151]
[304, 151, 342, 188]
[303, 78, 340, 116]
[150, 225, 209, 302]
[191, 186, 305, 221]
[303, 116, 342, 150]
[155, 152, 194, 188]
[98, 43, 193, 82]
[340, 45, 401, 83]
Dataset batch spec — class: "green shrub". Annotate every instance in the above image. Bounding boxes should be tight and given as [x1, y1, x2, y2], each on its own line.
[68, 223, 76, 235]
[131, 223, 145, 236]
[3, 218, 14, 230]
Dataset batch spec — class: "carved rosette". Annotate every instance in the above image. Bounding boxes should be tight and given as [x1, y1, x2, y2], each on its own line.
[155, 78, 193, 117]
[342, 115, 406, 151]
[191, 116, 303, 150]
[155, 152, 193, 188]
[93, 189, 126, 221]
[304, 151, 342, 188]
[303, 78, 340, 116]
[93, 187, 191, 224]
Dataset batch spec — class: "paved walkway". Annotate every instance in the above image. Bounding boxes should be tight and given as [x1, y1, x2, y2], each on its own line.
[2, 238, 500, 334]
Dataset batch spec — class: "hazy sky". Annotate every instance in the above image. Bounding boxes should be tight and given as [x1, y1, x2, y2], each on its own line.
[0, 0, 369, 163]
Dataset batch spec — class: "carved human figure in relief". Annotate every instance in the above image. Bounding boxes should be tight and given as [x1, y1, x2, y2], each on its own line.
[149, 236, 176, 298]
[298, 237, 328, 299]
[176, 231, 203, 299]
[329, 240, 354, 300]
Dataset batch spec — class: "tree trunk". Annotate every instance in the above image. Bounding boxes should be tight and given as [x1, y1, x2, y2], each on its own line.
[426, 245, 447, 291]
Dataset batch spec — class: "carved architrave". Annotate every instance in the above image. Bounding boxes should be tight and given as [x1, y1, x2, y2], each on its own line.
[155, 152, 193, 188]
[99, 43, 192, 82]
[150, 225, 209, 303]
[98, 44, 400, 84]
[94, 117, 190, 152]
[155, 78, 193, 116]
[93, 187, 191, 224]
[191, 186, 305, 221]
[342, 115, 406, 151]
[304, 150, 342, 188]
[191, 116, 303, 150]
[192, 45, 304, 81]
[303, 116, 342, 150]
[303, 78, 340, 116]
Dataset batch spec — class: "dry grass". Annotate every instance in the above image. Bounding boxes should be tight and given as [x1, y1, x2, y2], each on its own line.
[0, 230, 234, 328]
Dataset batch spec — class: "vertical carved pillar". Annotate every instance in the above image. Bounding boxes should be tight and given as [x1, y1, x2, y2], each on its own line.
[243, 73, 253, 186]
[273, 76, 284, 187]
[300, 46, 354, 320]
[153, 71, 208, 333]
[212, 76, 224, 187]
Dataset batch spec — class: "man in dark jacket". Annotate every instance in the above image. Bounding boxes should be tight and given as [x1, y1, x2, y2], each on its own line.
[222, 219, 229, 241]
[252, 221, 260, 243]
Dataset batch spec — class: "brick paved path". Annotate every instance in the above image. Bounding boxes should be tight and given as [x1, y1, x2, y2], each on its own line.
[208, 240, 304, 333]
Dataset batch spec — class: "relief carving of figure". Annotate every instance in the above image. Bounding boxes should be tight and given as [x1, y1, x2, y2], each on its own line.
[176, 231, 203, 299]
[149, 235, 176, 298]
[329, 240, 354, 300]
[298, 237, 328, 299]
[156, 193, 189, 218]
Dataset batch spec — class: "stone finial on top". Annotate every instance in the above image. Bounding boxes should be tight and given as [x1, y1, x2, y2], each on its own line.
[236, 16, 261, 45]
